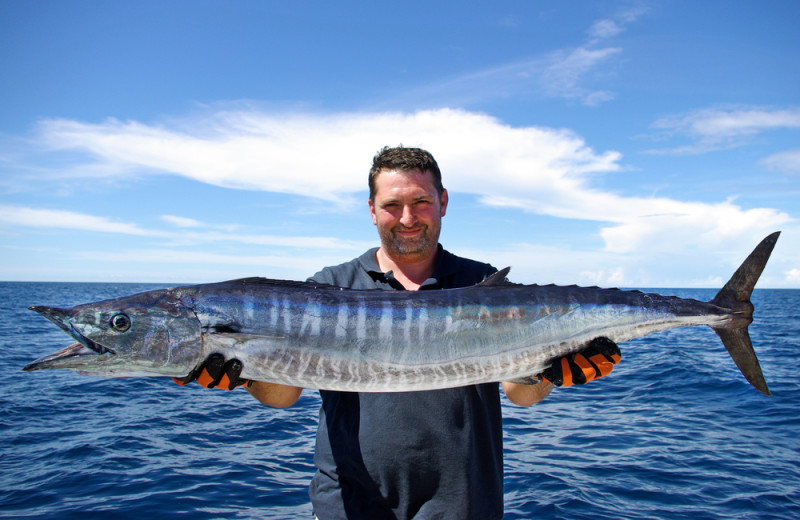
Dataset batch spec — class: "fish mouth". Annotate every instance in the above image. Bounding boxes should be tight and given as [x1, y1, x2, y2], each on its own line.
[23, 342, 101, 371]
[28, 306, 116, 356]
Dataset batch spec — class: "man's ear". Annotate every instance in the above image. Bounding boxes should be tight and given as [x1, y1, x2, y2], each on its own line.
[440, 189, 448, 217]
[368, 197, 378, 225]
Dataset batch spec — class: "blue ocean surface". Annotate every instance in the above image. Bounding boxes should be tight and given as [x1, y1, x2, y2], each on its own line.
[1, 282, 798, 519]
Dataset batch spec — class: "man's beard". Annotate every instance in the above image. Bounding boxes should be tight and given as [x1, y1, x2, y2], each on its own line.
[379, 223, 440, 262]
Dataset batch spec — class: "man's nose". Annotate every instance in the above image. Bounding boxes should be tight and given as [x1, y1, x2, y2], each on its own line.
[399, 205, 417, 227]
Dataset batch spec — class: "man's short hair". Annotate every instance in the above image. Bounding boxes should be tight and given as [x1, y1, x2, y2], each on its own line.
[369, 146, 444, 200]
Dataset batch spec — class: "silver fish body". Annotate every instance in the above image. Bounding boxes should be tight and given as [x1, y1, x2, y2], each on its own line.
[24, 233, 780, 395]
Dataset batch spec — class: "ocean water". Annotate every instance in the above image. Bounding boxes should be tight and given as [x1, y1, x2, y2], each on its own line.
[1, 282, 798, 519]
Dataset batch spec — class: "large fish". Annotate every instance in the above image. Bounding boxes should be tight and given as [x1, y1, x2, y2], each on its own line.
[24, 233, 780, 395]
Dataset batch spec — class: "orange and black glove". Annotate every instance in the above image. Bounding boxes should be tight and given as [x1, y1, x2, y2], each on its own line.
[540, 337, 621, 387]
[173, 353, 252, 390]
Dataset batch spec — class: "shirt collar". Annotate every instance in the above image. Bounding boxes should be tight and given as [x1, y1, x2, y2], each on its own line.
[357, 245, 457, 289]
[357, 247, 382, 274]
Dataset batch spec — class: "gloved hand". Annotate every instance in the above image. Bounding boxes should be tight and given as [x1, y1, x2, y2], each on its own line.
[540, 337, 621, 387]
[172, 353, 252, 390]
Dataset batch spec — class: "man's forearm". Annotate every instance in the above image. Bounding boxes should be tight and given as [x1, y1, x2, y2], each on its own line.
[246, 381, 303, 408]
[502, 380, 554, 407]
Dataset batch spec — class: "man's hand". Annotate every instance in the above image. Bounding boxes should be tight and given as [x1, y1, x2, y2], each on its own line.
[173, 353, 252, 390]
[539, 337, 621, 387]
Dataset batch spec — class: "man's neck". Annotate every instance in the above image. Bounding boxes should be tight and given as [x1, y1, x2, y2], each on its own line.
[376, 247, 438, 291]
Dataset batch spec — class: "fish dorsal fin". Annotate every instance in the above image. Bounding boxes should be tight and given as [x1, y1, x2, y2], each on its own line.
[478, 267, 518, 287]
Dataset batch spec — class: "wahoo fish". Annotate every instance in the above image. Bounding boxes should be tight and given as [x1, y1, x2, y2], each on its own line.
[24, 233, 780, 395]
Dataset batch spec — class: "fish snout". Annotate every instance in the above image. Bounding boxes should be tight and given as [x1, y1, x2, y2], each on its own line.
[29, 305, 116, 356]
[29, 306, 73, 332]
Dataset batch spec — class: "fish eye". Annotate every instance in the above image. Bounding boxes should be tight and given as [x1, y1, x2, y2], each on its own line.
[110, 313, 131, 332]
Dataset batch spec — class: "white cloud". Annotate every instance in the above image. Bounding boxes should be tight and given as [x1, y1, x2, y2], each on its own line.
[0, 204, 373, 251]
[26, 108, 793, 257]
[540, 46, 621, 105]
[160, 214, 242, 233]
[387, 6, 645, 108]
[543, 3, 647, 105]
[70, 248, 341, 274]
[0, 205, 152, 236]
[595, 199, 788, 254]
[35, 109, 621, 199]
[0, 246, 348, 283]
[686, 107, 799, 139]
[161, 215, 203, 228]
[461, 228, 795, 289]
[395, 48, 618, 108]
[588, 19, 623, 40]
[648, 106, 800, 154]
[579, 266, 627, 287]
[762, 148, 800, 175]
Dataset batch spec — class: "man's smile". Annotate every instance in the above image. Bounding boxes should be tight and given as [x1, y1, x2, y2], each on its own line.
[396, 226, 424, 237]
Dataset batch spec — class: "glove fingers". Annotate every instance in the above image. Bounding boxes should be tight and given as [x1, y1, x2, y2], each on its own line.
[588, 352, 616, 377]
[571, 353, 596, 384]
[172, 354, 251, 390]
[196, 353, 226, 388]
[171, 353, 223, 386]
[218, 359, 247, 391]
[588, 336, 621, 361]
[540, 357, 564, 386]
[559, 357, 575, 386]
[541, 337, 621, 387]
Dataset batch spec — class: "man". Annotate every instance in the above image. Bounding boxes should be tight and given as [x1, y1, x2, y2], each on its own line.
[178, 146, 620, 519]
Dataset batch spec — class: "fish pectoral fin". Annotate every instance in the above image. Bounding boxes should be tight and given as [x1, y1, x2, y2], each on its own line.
[202, 332, 287, 347]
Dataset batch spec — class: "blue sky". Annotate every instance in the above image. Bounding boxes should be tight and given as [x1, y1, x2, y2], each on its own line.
[1, 0, 798, 287]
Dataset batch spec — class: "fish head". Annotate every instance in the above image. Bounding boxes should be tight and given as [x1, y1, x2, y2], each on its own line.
[24, 289, 202, 377]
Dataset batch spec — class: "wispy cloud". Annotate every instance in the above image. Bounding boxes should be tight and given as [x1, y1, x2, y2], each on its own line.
[0, 205, 152, 236]
[519, 4, 648, 105]
[160, 214, 242, 233]
[389, 4, 647, 108]
[32, 109, 621, 200]
[0, 204, 373, 251]
[536, 3, 648, 105]
[15, 107, 792, 257]
[762, 148, 800, 175]
[539, 46, 621, 106]
[161, 215, 205, 228]
[646, 106, 800, 154]
[588, 18, 625, 40]
[69, 248, 343, 274]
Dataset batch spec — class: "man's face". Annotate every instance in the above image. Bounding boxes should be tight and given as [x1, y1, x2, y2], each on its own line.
[368, 168, 448, 265]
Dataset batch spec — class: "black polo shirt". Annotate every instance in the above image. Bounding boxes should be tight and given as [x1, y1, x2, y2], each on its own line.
[307, 246, 504, 520]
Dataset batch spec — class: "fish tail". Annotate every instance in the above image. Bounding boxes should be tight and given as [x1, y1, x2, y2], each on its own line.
[709, 231, 780, 396]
